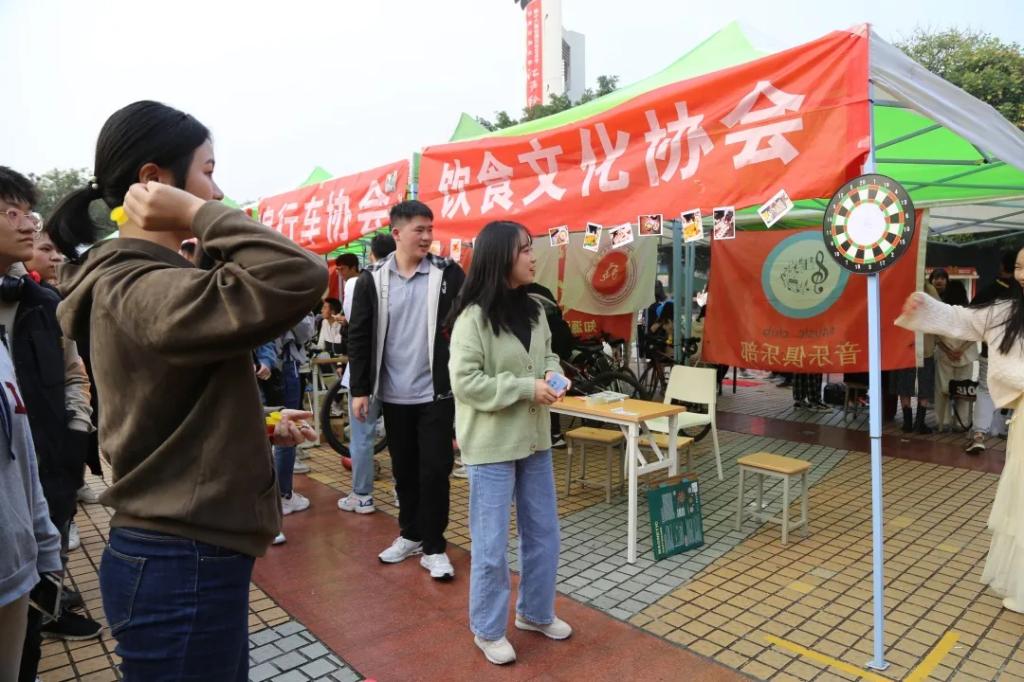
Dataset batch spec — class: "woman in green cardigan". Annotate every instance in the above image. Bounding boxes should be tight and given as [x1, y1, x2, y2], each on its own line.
[447, 221, 572, 665]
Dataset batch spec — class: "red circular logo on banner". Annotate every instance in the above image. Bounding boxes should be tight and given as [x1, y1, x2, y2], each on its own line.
[591, 251, 628, 295]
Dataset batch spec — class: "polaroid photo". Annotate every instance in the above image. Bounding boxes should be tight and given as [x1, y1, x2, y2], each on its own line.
[583, 223, 602, 252]
[681, 209, 703, 243]
[548, 225, 570, 247]
[712, 207, 736, 240]
[638, 214, 663, 237]
[608, 223, 634, 249]
[758, 189, 795, 228]
[450, 238, 462, 262]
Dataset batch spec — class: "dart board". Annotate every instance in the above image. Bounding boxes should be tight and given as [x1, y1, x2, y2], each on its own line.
[822, 174, 915, 274]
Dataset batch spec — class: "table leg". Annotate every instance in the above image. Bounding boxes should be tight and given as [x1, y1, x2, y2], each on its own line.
[667, 414, 679, 477]
[626, 423, 639, 564]
[735, 466, 746, 531]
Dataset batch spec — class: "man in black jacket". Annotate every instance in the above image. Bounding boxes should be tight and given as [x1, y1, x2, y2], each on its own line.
[0, 167, 101, 681]
[348, 200, 465, 580]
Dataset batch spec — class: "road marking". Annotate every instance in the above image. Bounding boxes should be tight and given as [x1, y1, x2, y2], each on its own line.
[905, 631, 959, 682]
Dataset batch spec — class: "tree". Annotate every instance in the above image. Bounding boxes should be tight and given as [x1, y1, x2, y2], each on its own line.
[896, 28, 1024, 129]
[476, 75, 620, 131]
[29, 168, 116, 236]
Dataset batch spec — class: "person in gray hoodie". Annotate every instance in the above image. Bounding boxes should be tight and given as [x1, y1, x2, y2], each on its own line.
[0, 329, 62, 680]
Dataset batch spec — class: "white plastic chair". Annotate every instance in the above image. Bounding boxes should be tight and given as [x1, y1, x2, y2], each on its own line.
[645, 365, 723, 480]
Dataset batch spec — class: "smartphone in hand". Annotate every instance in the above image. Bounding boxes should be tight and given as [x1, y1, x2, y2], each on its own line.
[29, 572, 63, 623]
[546, 372, 570, 396]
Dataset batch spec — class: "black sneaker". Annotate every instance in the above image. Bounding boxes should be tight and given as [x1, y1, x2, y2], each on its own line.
[61, 589, 85, 612]
[41, 611, 103, 641]
[551, 434, 567, 448]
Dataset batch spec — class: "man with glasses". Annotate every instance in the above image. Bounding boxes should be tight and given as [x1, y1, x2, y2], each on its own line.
[0, 167, 101, 682]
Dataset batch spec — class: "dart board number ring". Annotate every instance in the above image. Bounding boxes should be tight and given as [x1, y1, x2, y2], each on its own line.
[823, 174, 914, 274]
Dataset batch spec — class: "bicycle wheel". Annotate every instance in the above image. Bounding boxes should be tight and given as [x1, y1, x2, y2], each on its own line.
[675, 402, 712, 442]
[318, 381, 388, 456]
[586, 371, 648, 401]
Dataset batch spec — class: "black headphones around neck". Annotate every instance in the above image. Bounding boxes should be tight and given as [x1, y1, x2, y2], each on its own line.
[0, 275, 26, 303]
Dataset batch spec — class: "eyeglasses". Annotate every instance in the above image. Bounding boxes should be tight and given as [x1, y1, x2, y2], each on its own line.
[3, 208, 41, 232]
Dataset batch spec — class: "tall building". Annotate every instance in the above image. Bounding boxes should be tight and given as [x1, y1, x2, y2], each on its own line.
[519, 0, 585, 107]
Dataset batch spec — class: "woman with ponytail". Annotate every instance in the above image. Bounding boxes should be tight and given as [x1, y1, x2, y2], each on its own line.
[52, 101, 327, 680]
[897, 247, 1024, 614]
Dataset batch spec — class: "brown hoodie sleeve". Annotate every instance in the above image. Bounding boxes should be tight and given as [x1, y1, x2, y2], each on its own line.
[103, 202, 327, 366]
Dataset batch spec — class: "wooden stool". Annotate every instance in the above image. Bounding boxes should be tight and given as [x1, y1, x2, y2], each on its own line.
[734, 452, 811, 545]
[565, 427, 625, 503]
[640, 432, 696, 473]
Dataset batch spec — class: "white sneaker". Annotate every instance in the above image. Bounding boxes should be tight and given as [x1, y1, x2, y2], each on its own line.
[515, 615, 572, 640]
[77, 485, 100, 505]
[292, 460, 311, 474]
[452, 465, 468, 479]
[272, 532, 287, 545]
[67, 522, 81, 552]
[420, 552, 455, 580]
[337, 493, 375, 514]
[474, 635, 516, 665]
[281, 492, 311, 516]
[378, 536, 423, 564]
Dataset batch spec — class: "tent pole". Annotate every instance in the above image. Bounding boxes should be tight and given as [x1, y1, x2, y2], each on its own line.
[673, 221, 683, 364]
[682, 243, 694, 360]
[865, 43, 891, 673]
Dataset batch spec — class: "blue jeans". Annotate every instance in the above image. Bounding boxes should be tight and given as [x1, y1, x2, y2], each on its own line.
[274, 360, 301, 497]
[348, 394, 380, 496]
[100, 528, 254, 682]
[467, 450, 560, 640]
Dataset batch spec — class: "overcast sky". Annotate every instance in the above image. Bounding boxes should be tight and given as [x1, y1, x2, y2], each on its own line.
[2, 0, 1021, 202]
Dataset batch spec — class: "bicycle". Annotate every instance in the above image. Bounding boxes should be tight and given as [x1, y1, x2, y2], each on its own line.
[636, 340, 712, 443]
[316, 364, 388, 459]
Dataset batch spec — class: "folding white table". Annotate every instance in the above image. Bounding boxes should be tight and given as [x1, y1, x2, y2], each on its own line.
[551, 396, 687, 563]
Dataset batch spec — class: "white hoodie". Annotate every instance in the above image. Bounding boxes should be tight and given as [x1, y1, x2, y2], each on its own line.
[0, 334, 61, 607]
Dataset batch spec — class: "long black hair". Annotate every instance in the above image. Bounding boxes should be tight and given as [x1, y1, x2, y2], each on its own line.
[446, 221, 539, 336]
[47, 100, 211, 257]
[974, 246, 1024, 354]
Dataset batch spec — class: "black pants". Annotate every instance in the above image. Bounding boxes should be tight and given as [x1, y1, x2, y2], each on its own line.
[792, 373, 823, 403]
[382, 399, 455, 555]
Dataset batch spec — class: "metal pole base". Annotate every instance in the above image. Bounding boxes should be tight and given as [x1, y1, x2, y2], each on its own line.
[866, 660, 891, 672]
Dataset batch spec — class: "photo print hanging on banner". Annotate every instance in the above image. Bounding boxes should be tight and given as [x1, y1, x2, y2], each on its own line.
[583, 223, 603, 252]
[608, 223, 635, 249]
[429, 240, 442, 256]
[682, 209, 703, 243]
[548, 225, 570, 247]
[450, 238, 462, 263]
[638, 214, 663, 237]
[713, 207, 736, 240]
[758, 189, 794, 228]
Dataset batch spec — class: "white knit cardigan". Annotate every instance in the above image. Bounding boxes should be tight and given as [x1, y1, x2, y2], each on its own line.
[895, 292, 1023, 408]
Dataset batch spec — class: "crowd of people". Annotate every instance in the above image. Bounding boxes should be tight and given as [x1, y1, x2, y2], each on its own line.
[0, 99, 576, 680]
[1, 97, 1022, 682]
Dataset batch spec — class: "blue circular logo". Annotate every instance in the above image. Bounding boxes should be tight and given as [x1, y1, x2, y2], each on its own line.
[761, 231, 849, 319]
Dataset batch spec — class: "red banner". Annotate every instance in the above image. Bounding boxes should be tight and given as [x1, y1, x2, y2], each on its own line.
[525, 0, 543, 108]
[257, 159, 408, 254]
[702, 224, 921, 373]
[420, 29, 869, 241]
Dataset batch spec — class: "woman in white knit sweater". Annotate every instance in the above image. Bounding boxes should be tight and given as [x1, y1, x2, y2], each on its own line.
[896, 247, 1024, 613]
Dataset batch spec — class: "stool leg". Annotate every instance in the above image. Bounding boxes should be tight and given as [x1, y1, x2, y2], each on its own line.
[756, 473, 764, 515]
[605, 445, 612, 504]
[735, 467, 746, 531]
[580, 444, 588, 479]
[801, 471, 809, 537]
[565, 440, 574, 495]
[781, 475, 791, 545]
[687, 444, 694, 473]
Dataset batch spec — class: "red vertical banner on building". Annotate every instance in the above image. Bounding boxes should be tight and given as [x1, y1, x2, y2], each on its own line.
[525, 0, 543, 108]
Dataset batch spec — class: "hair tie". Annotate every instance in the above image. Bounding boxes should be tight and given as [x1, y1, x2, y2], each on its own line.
[88, 176, 100, 192]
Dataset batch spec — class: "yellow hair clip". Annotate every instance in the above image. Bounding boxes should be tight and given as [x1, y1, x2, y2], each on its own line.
[110, 206, 128, 227]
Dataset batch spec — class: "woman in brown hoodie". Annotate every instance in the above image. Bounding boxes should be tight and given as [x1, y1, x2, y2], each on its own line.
[47, 101, 327, 681]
